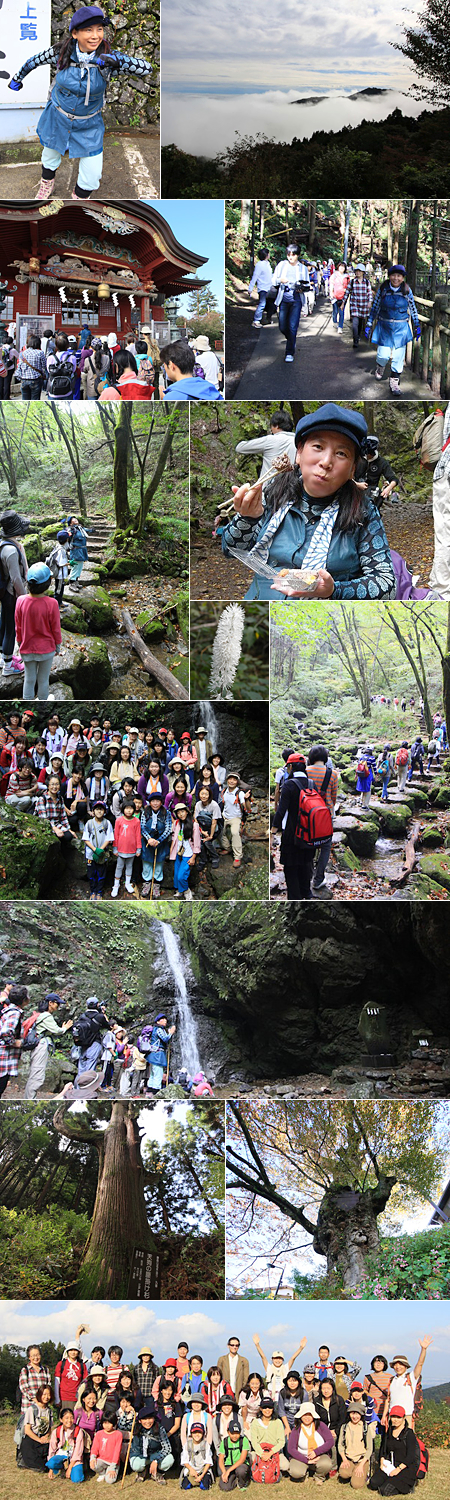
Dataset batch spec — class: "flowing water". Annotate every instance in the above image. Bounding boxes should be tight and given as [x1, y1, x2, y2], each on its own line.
[199, 700, 220, 745]
[159, 920, 201, 1074]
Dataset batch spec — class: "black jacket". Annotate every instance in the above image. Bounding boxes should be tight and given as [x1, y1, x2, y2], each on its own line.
[377, 1423, 420, 1487]
[273, 771, 312, 859]
[314, 1394, 347, 1433]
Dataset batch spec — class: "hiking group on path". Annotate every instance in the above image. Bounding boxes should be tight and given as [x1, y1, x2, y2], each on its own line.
[247, 247, 421, 394]
[271, 709, 447, 900]
[11, 1330, 432, 1492]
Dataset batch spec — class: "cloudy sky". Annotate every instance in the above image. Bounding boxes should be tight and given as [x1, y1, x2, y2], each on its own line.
[3, 1301, 450, 1385]
[161, 0, 421, 93]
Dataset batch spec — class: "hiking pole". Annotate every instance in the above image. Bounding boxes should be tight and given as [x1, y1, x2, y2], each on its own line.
[165, 1038, 171, 1089]
[150, 843, 158, 900]
[121, 1407, 137, 1488]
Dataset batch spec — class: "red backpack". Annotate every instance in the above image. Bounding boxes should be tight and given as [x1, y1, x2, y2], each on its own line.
[396, 748, 409, 766]
[295, 768, 333, 849]
[416, 1438, 429, 1481]
[357, 759, 369, 777]
[252, 1446, 280, 1484]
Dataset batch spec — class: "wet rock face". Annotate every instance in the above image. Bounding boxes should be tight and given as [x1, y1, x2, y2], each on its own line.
[51, 0, 159, 126]
[177, 905, 450, 1077]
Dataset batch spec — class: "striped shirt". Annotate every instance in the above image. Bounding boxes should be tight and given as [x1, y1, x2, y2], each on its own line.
[306, 762, 339, 813]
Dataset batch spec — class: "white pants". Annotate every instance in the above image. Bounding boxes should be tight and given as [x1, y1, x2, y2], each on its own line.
[23, 1037, 49, 1098]
[41, 145, 104, 192]
[430, 470, 450, 595]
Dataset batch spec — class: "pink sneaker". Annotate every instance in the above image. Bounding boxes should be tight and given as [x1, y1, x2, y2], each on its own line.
[35, 177, 55, 200]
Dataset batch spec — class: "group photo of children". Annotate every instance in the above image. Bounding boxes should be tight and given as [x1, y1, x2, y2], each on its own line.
[0, 700, 269, 901]
[225, 200, 450, 402]
[190, 400, 450, 605]
[0, 1301, 446, 1494]
[270, 600, 450, 902]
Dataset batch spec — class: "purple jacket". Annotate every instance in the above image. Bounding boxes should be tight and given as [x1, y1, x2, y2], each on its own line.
[287, 1421, 334, 1466]
[137, 771, 169, 806]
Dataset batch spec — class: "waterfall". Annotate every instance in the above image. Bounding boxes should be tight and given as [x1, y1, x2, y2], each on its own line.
[159, 921, 201, 1075]
[199, 700, 219, 748]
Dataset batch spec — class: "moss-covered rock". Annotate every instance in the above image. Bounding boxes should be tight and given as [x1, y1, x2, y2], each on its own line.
[375, 803, 412, 836]
[334, 845, 361, 871]
[420, 825, 443, 848]
[52, 636, 112, 696]
[345, 819, 379, 856]
[0, 802, 65, 897]
[411, 873, 448, 899]
[401, 787, 429, 809]
[431, 786, 450, 808]
[419, 852, 450, 891]
[136, 608, 166, 643]
[64, 585, 115, 632]
[61, 606, 86, 633]
[25, 532, 43, 565]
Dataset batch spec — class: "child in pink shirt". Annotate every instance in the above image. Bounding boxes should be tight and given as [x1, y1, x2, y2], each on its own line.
[90, 1413, 123, 1482]
[14, 562, 62, 701]
[112, 800, 142, 897]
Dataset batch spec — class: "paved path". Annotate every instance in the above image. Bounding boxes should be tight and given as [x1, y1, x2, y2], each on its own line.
[0, 128, 160, 198]
[234, 296, 425, 401]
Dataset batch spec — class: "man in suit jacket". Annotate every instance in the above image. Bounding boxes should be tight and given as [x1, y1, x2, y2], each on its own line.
[217, 1337, 249, 1397]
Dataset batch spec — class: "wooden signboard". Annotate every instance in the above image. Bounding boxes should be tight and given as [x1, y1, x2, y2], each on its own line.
[127, 1247, 162, 1299]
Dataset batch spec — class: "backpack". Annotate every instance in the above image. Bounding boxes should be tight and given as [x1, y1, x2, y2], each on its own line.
[379, 758, 389, 776]
[138, 1024, 161, 1055]
[295, 768, 333, 849]
[47, 356, 77, 400]
[21, 1011, 40, 1052]
[413, 411, 444, 470]
[357, 760, 369, 777]
[396, 747, 409, 766]
[252, 1448, 280, 1484]
[72, 1012, 98, 1049]
[416, 1437, 429, 1480]
[0, 539, 22, 602]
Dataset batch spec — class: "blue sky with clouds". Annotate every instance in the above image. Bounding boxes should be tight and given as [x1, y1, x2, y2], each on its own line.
[3, 1301, 450, 1386]
[161, 0, 421, 92]
[148, 200, 224, 313]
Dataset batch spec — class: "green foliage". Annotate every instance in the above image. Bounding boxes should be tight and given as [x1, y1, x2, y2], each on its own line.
[417, 1400, 450, 1449]
[290, 1224, 450, 1301]
[0, 1205, 88, 1299]
[162, 113, 450, 197]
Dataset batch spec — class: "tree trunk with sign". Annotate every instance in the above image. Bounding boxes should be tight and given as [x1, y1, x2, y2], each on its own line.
[53, 1100, 157, 1297]
[312, 1177, 396, 1287]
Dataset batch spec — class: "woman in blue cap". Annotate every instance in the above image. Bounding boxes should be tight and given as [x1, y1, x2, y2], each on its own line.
[365, 266, 421, 396]
[222, 403, 395, 602]
[8, 6, 153, 201]
[14, 563, 62, 701]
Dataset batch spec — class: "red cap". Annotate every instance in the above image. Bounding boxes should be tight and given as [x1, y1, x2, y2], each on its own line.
[287, 753, 306, 765]
[163, 1358, 177, 1367]
[180, 732, 191, 740]
[390, 1407, 406, 1419]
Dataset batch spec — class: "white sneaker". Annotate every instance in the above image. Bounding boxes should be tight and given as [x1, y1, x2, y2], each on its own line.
[2, 661, 24, 676]
[184, 889, 193, 901]
[96, 1476, 106, 1484]
[111, 882, 120, 898]
[125, 882, 135, 894]
[47, 693, 55, 701]
[285, 354, 294, 363]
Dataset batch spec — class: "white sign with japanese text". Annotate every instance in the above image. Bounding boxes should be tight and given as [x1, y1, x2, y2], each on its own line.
[0, 0, 51, 110]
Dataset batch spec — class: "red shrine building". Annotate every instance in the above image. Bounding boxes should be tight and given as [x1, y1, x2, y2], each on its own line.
[0, 199, 210, 345]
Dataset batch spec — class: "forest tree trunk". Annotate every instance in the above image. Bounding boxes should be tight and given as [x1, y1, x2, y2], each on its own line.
[53, 1101, 157, 1298]
[442, 605, 450, 737]
[312, 1177, 396, 1289]
[113, 403, 132, 529]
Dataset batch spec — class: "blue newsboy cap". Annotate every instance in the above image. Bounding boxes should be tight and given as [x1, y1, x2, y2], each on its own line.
[295, 403, 368, 454]
[70, 5, 108, 30]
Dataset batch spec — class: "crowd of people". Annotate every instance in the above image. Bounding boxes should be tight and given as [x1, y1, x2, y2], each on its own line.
[0, 709, 254, 898]
[12, 1331, 432, 1491]
[0, 978, 213, 1099]
[0, 509, 89, 692]
[0, 326, 223, 405]
[248, 247, 422, 393]
[218, 403, 450, 602]
[271, 707, 446, 899]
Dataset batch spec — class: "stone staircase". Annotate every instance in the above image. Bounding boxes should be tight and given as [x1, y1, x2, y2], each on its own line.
[79, 518, 115, 584]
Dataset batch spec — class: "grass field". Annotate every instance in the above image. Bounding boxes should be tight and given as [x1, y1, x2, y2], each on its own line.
[1, 1422, 448, 1497]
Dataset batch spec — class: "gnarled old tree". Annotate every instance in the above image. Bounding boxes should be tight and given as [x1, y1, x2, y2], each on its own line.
[226, 1100, 447, 1292]
[53, 1101, 157, 1298]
